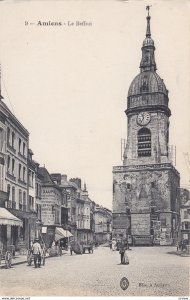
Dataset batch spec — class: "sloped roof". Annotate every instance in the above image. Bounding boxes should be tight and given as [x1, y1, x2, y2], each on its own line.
[38, 167, 54, 184]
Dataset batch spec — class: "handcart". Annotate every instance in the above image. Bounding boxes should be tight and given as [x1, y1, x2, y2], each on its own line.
[82, 243, 94, 254]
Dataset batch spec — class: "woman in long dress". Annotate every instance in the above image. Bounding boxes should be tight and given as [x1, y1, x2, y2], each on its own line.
[119, 242, 129, 265]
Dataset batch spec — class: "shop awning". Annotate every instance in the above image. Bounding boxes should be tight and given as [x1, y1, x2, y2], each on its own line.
[65, 230, 73, 237]
[55, 227, 73, 241]
[0, 207, 23, 227]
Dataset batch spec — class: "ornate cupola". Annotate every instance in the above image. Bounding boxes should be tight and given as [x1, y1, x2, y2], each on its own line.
[140, 7, 156, 72]
[126, 6, 171, 117]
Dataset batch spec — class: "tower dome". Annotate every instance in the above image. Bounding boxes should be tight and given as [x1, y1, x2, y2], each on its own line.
[128, 71, 168, 97]
[126, 6, 170, 117]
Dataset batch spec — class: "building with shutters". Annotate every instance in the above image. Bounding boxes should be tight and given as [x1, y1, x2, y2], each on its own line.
[0, 97, 37, 251]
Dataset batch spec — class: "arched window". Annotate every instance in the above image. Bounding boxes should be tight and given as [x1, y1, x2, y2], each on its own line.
[11, 131, 15, 148]
[0, 128, 4, 151]
[12, 187, 15, 201]
[23, 192, 26, 211]
[23, 167, 26, 182]
[137, 127, 151, 157]
[7, 127, 10, 145]
[7, 155, 10, 172]
[7, 184, 10, 199]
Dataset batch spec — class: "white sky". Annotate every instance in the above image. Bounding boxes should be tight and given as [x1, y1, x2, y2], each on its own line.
[0, 0, 189, 210]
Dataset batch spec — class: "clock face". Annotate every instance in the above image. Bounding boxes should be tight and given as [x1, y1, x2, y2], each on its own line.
[137, 112, 151, 126]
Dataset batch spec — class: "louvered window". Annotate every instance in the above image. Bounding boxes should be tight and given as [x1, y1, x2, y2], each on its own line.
[138, 127, 151, 157]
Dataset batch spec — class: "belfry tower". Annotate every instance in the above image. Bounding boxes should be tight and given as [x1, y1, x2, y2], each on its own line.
[112, 7, 180, 246]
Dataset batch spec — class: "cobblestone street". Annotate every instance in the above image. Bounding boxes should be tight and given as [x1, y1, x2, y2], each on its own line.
[0, 246, 189, 296]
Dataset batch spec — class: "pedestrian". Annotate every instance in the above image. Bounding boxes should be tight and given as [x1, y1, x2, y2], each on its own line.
[109, 240, 112, 250]
[119, 241, 129, 265]
[176, 240, 179, 251]
[32, 238, 42, 268]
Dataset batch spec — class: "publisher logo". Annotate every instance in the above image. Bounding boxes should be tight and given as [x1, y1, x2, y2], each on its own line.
[120, 277, 129, 290]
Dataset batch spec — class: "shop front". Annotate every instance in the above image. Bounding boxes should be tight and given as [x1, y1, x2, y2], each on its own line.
[42, 225, 73, 248]
[0, 207, 23, 250]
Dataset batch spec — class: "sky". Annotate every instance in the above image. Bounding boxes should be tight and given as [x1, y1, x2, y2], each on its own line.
[0, 0, 189, 210]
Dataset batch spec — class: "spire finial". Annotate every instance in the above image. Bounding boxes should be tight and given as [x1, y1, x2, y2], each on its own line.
[146, 5, 151, 37]
[146, 5, 151, 17]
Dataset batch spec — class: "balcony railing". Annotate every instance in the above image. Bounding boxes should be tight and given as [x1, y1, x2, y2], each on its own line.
[18, 152, 27, 161]
[6, 172, 16, 181]
[7, 143, 16, 154]
[18, 178, 27, 186]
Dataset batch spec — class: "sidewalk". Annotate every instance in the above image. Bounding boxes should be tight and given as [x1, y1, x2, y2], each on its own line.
[0, 249, 70, 269]
[0, 255, 27, 269]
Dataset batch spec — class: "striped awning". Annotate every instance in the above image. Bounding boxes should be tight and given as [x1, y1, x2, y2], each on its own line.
[0, 207, 23, 227]
[55, 227, 73, 241]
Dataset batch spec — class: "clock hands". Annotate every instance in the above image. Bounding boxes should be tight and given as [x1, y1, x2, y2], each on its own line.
[137, 112, 151, 125]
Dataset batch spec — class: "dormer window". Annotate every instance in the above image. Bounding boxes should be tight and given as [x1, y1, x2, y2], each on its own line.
[140, 75, 149, 92]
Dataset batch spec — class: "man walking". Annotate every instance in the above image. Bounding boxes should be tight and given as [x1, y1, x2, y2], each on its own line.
[32, 238, 42, 268]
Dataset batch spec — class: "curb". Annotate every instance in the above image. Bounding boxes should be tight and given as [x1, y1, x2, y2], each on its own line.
[0, 252, 70, 269]
[0, 255, 50, 269]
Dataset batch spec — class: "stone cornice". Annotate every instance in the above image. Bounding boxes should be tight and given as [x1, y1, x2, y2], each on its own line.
[125, 105, 171, 117]
[113, 163, 180, 177]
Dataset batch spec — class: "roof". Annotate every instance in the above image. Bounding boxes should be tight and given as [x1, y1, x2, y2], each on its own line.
[0, 99, 29, 136]
[38, 167, 55, 184]
[0, 208, 23, 226]
[128, 71, 168, 97]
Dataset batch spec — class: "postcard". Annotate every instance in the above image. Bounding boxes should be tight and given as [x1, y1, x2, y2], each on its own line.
[0, 0, 189, 298]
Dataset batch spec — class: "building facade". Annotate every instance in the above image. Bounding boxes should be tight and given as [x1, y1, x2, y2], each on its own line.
[0, 87, 112, 251]
[112, 9, 180, 246]
[94, 205, 112, 245]
[39, 167, 62, 247]
[180, 188, 190, 243]
[0, 98, 37, 251]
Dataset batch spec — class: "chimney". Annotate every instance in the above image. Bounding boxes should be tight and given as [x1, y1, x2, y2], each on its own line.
[50, 173, 61, 185]
[70, 178, 81, 189]
[61, 174, 67, 183]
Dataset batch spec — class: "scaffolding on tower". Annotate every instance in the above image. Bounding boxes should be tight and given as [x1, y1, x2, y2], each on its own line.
[168, 145, 176, 166]
[121, 138, 126, 161]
